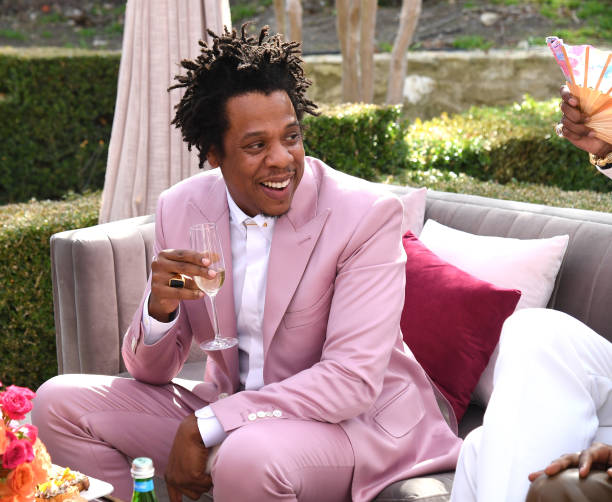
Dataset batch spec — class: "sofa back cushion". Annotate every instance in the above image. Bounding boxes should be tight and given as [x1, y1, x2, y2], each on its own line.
[401, 231, 521, 420]
[421, 189, 612, 345]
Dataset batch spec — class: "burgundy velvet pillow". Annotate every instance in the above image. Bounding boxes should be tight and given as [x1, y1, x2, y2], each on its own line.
[401, 231, 521, 421]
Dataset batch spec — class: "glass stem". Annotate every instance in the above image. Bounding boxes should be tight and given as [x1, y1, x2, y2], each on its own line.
[209, 294, 220, 340]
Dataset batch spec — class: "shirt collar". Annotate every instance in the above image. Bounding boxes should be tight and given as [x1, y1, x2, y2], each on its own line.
[225, 187, 275, 240]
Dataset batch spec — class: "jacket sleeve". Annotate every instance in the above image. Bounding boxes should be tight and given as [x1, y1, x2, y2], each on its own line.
[210, 194, 407, 431]
[121, 192, 195, 385]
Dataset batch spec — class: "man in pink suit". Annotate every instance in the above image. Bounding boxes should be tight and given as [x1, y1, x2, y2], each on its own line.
[32, 26, 461, 502]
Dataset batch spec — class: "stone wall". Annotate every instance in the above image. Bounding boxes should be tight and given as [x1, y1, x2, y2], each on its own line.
[303, 49, 563, 120]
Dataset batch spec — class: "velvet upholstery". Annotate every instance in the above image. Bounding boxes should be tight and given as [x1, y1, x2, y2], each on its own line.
[50, 186, 612, 501]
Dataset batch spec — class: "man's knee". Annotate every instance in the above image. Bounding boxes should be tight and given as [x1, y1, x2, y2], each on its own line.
[212, 423, 293, 499]
[32, 375, 72, 423]
[498, 308, 578, 364]
[527, 470, 612, 502]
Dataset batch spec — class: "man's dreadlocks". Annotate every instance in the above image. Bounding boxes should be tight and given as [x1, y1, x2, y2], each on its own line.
[169, 24, 318, 170]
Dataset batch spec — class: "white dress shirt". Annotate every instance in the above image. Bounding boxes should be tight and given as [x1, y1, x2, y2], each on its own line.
[142, 188, 275, 446]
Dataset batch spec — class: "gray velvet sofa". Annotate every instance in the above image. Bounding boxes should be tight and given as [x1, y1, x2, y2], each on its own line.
[50, 186, 612, 501]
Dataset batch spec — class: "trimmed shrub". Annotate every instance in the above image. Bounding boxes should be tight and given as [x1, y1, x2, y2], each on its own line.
[0, 48, 119, 204]
[303, 103, 408, 181]
[404, 95, 611, 193]
[0, 192, 100, 389]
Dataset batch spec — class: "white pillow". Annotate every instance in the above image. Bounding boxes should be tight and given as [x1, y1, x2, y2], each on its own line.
[400, 188, 427, 237]
[419, 219, 569, 405]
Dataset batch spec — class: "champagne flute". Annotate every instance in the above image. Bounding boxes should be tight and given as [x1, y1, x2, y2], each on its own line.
[189, 223, 238, 350]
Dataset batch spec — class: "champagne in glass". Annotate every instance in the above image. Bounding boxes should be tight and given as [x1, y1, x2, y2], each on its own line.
[189, 223, 238, 350]
[193, 269, 226, 296]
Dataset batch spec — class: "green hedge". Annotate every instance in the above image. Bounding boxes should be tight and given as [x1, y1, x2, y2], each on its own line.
[0, 48, 408, 203]
[0, 192, 100, 389]
[303, 103, 408, 180]
[0, 48, 119, 204]
[404, 95, 611, 193]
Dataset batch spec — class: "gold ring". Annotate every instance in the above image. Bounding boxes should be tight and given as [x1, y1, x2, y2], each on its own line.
[169, 275, 185, 288]
[555, 123, 564, 138]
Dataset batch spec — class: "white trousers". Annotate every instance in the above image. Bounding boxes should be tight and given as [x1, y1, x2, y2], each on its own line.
[450, 308, 612, 502]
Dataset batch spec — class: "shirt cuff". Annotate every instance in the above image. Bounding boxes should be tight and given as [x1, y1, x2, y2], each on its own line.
[142, 292, 179, 345]
[195, 406, 228, 447]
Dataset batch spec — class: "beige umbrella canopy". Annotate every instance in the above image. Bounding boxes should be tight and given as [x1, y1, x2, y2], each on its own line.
[99, 0, 231, 223]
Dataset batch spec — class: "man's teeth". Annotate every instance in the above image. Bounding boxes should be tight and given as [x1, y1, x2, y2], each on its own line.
[262, 179, 290, 189]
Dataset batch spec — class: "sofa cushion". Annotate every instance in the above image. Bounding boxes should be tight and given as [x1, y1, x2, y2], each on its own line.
[373, 472, 455, 502]
[400, 232, 521, 421]
[419, 219, 569, 405]
[400, 187, 427, 237]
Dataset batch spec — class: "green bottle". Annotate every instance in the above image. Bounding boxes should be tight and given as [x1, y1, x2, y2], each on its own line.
[131, 457, 158, 502]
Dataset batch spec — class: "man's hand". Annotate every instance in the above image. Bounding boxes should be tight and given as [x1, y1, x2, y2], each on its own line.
[165, 414, 213, 502]
[557, 85, 612, 158]
[528, 442, 612, 482]
[149, 250, 217, 322]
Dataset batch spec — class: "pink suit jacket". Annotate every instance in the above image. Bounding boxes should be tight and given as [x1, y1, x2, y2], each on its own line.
[122, 157, 462, 501]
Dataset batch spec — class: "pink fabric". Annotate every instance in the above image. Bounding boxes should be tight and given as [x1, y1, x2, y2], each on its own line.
[33, 375, 354, 502]
[400, 187, 427, 237]
[400, 232, 521, 421]
[32, 374, 206, 500]
[212, 420, 353, 501]
[122, 158, 462, 501]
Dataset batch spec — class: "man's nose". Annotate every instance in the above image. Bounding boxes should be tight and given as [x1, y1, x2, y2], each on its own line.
[265, 140, 293, 168]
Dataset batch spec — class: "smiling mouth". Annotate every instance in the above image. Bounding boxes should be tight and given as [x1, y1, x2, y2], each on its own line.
[261, 178, 291, 190]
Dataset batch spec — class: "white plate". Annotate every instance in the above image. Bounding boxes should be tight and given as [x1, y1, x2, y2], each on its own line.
[50, 465, 114, 501]
[80, 476, 114, 500]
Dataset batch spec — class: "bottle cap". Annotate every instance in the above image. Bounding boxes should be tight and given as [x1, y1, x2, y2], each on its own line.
[131, 457, 155, 479]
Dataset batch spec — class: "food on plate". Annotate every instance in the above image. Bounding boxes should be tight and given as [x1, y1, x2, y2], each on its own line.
[35, 466, 90, 502]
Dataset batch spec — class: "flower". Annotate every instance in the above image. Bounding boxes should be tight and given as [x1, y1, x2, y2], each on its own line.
[7, 462, 35, 497]
[30, 439, 52, 485]
[3, 440, 35, 470]
[0, 421, 8, 456]
[15, 425, 37, 445]
[0, 383, 49, 501]
[0, 387, 36, 421]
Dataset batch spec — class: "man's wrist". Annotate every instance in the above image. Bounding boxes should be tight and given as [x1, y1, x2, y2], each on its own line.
[147, 294, 177, 322]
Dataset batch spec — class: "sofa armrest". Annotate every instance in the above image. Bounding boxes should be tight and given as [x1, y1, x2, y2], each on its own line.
[51, 215, 155, 375]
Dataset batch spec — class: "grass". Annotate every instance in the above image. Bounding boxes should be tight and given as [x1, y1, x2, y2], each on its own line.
[452, 35, 493, 50]
[459, 0, 612, 46]
[39, 12, 66, 24]
[77, 28, 96, 39]
[104, 22, 124, 35]
[229, 0, 274, 23]
[379, 41, 393, 53]
[0, 29, 26, 41]
[534, 0, 612, 43]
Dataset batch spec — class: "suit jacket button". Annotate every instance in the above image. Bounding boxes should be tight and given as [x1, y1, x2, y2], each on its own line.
[257, 411, 266, 418]
[248, 413, 257, 421]
[272, 409, 282, 417]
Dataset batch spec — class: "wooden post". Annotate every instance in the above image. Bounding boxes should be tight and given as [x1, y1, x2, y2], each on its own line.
[359, 0, 377, 103]
[386, 0, 422, 104]
[287, 0, 302, 43]
[274, 0, 286, 37]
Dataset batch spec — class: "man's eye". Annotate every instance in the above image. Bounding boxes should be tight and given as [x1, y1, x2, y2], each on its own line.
[247, 142, 264, 150]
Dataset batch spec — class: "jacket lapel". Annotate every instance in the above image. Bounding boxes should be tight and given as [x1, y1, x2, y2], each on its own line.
[262, 164, 330, 361]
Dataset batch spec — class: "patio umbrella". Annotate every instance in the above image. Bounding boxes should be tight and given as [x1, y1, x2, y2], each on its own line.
[99, 0, 231, 223]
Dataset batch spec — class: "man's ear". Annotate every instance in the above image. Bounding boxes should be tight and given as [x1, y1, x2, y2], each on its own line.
[207, 146, 221, 168]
